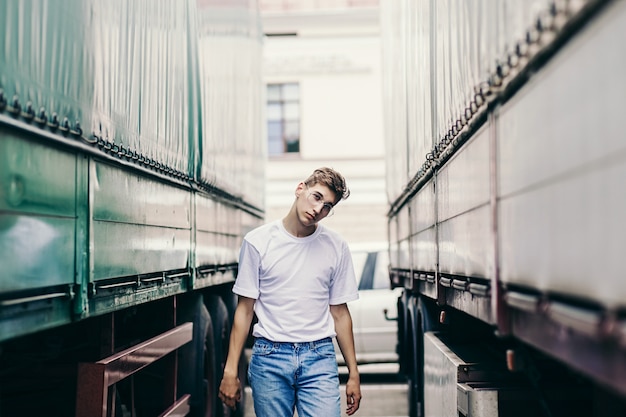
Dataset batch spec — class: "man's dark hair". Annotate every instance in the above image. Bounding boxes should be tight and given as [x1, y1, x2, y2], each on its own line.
[304, 167, 350, 205]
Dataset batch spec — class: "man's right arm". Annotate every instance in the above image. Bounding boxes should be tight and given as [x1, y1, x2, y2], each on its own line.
[218, 296, 256, 409]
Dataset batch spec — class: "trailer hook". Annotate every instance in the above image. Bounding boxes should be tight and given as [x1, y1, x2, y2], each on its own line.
[383, 308, 398, 321]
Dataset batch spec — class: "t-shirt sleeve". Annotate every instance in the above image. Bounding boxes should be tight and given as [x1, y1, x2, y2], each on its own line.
[329, 243, 359, 305]
[232, 239, 261, 299]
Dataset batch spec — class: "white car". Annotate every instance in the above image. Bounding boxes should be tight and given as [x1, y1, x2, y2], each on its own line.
[335, 244, 402, 365]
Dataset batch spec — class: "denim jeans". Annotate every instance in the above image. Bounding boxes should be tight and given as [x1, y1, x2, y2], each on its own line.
[248, 337, 341, 417]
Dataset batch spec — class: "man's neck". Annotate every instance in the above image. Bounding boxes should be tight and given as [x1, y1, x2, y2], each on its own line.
[282, 215, 316, 238]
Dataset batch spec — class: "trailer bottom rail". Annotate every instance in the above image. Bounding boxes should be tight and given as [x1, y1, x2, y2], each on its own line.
[159, 393, 191, 417]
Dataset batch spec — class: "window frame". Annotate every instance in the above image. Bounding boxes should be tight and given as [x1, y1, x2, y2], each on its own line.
[266, 82, 300, 157]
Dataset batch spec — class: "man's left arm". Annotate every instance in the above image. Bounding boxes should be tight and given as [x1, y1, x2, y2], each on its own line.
[330, 303, 362, 415]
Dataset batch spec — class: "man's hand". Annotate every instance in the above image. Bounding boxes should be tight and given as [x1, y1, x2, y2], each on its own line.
[218, 372, 241, 409]
[345, 374, 362, 415]
[218, 296, 255, 409]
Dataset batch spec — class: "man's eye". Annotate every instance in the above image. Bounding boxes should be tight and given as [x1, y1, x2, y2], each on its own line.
[314, 194, 323, 201]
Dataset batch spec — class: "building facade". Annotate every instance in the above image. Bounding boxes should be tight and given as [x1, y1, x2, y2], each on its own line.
[260, 0, 386, 245]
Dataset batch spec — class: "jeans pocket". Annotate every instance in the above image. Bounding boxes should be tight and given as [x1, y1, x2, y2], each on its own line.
[313, 341, 336, 358]
[252, 338, 275, 356]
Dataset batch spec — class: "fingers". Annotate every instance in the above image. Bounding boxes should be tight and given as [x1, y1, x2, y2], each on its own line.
[218, 389, 241, 409]
[219, 394, 239, 409]
[218, 377, 242, 409]
[346, 392, 362, 415]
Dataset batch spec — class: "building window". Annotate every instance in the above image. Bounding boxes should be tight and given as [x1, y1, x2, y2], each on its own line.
[267, 83, 300, 156]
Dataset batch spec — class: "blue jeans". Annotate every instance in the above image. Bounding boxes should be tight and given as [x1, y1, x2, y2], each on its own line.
[248, 337, 341, 417]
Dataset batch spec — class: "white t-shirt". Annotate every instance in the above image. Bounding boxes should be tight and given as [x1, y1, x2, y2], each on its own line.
[232, 219, 359, 343]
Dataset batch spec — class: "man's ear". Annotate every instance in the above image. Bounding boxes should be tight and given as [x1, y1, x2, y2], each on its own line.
[295, 182, 305, 197]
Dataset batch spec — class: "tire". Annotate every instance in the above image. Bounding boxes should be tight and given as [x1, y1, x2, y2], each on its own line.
[206, 294, 238, 417]
[177, 294, 218, 417]
[218, 290, 248, 417]
[177, 292, 246, 417]
[407, 296, 439, 417]
[397, 293, 408, 376]
[203, 313, 219, 417]
[407, 296, 420, 417]
[220, 289, 238, 324]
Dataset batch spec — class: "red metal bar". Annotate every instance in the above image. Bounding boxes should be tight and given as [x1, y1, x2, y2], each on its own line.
[76, 322, 193, 417]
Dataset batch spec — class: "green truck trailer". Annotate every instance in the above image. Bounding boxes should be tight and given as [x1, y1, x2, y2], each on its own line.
[0, 1, 265, 416]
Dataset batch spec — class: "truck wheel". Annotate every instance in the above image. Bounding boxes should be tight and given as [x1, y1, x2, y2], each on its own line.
[397, 293, 408, 376]
[218, 290, 248, 416]
[177, 294, 218, 417]
[406, 296, 420, 417]
[408, 297, 440, 417]
[203, 313, 219, 417]
[221, 289, 238, 323]
[207, 294, 250, 417]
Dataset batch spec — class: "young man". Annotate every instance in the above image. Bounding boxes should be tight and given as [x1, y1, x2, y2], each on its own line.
[218, 167, 362, 416]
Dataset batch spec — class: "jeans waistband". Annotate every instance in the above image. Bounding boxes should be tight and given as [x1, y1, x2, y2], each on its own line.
[254, 336, 332, 348]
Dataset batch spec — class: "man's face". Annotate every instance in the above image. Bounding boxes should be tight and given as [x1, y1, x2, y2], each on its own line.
[297, 182, 336, 224]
